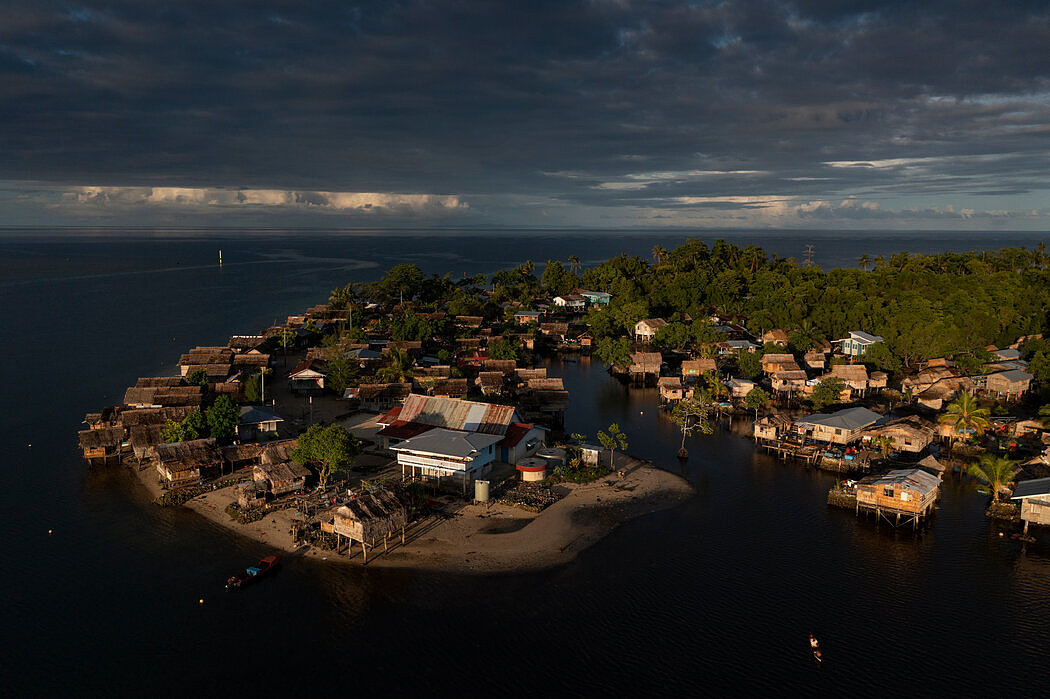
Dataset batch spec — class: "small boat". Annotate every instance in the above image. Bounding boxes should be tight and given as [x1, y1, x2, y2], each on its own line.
[809, 634, 822, 663]
[226, 555, 280, 590]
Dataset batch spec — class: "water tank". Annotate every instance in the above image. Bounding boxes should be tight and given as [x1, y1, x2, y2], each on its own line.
[535, 447, 567, 467]
[474, 479, 490, 502]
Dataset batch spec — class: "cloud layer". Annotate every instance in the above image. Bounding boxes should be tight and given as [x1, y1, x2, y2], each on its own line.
[2, 1, 1049, 228]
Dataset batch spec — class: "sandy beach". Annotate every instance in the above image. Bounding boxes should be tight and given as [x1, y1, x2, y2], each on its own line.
[179, 456, 693, 574]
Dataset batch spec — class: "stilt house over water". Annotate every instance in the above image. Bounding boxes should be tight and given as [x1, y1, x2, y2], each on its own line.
[329, 489, 408, 562]
[855, 468, 941, 528]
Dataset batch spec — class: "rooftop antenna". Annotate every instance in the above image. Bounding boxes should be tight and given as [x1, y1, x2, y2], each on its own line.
[803, 244, 815, 267]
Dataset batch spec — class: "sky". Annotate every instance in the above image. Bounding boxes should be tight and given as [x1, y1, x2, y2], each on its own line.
[2, 1, 1050, 230]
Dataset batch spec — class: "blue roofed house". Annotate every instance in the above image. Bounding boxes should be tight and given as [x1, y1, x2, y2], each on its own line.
[237, 405, 284, 441]
[577, 289, 611, 305]
[836, 330, 884, 357]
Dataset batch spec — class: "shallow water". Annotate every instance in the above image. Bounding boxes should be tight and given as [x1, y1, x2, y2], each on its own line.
[2, 229, 1048, 695]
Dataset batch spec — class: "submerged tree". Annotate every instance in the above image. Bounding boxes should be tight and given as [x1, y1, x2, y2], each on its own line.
[669, 395, 714, 457]
[597, 423, 629, 470]
[743, 386, 772, 420]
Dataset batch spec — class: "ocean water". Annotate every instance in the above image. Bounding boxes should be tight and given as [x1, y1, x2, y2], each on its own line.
[2, 229, 1048, 696]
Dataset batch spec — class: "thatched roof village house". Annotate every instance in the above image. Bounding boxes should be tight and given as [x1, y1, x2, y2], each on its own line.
[253, 460, 310, 496]
[634, 318, 667, 343]
[794, 407, 882, 445]
[348, 382, 413, 412]
[153, 438, 222, 487]
[629, 351, 663, 376]
[761, 329, 789, 347]
[681, 358, 717, 378]
[760, 353, 797, 373]
[329, 489, 409, 562]
[476, 371, 507, 396]
[78, 427, 124, 462]
[514, 310, 541, 325]
[803, 352, 826, 371]
[861, 416, 936, 454]
[123, 385, 204, 408]
[658, 376, 688, 403]
[826, 364, 869, 396]
[771, 368, 807, 394]
[539, 322, 569, 340]
[753, 414, 794, 442]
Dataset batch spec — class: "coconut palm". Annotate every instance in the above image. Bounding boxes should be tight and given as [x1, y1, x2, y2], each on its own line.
[567, 255, 581, 275]
[377, 347, 414, 383]
[651, 245, 668, 267]
[968, 454, 1016, 502]
[939, 392, 991, 448]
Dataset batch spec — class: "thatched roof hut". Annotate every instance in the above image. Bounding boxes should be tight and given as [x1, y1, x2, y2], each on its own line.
[153, 438, 221, 486]
[253, 460, 310, 496]
[629, 352, 663, 375]
[331, 489, 408, 560]
[78, 427, 124, 460]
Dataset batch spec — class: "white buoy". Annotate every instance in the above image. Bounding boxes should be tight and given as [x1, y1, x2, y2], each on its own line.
[48, 529, 52, 535]
[199, 598, 204, 605]
[218, 249, 223, 266]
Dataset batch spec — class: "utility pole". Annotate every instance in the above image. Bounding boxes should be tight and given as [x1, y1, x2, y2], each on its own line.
[803, 244, 815, 267]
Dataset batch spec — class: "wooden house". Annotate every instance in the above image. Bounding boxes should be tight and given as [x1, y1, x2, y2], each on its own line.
[771, 368, 807, 394]
[123, 385, 204, 408]
[575, 331, 594, 349]
[552, 294, 587, 312]
[514, 310, 541, 325]
[861, 416, 935, 454]
[353, 383, 413, 412]
[803, 352, 826, 371]
[658, 376, 688, 402]
[681, 358, 717, 378]
[1011, 478, 1050, 535]
[177, 347, 233, 376]
[480, 359, 518, 374]
[629, 352, 663, 376]
[794, 407, 882, 445]
[236, 480, 268, 508]
[855, 468, 940, 526]
[330, 489, 408, 562]
[634, 318, 667, 343]
[476, 371, 507, 396]
[129, 424, 165, 460]
[231, 352, 270, 371]
[78, 427, 124, 462]
[726, 378, 756, 400]
[985, 369, 1033, 399]
[135, 376, 185, 388]
[287, 359, 327, 394]
[253, 460, 310, 496]
[869, 371, 888, 390]
[761, 353, 797, 373]
[577, 289, 611, 305]
[515, 368, 547, 383]
[429, 378, 469, 399]
[835, 330, 884, 357]
[392, 428, 503, 494]
[153, 438, 221, 487]
[761, 329, 789, 347]
[826, 364, 869, 395]
[753, 414, 793, 442]
[539, 322, 569, 340]
[236, 405, 284, 441]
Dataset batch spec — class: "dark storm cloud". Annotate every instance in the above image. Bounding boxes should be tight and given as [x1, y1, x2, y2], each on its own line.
[1, 1, 1049, 225]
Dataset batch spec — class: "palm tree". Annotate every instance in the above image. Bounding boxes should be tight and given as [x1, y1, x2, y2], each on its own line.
[968, 454, 1016, 502]
[651, 245, 668, 267]
[858, 254, 871, 271]
[567, 255, 581, 275]
[378, 347, 414, 383]
[939, 392, 991, 449]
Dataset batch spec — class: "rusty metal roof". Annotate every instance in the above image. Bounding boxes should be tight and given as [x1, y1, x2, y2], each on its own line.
[398, 394, 518, 435]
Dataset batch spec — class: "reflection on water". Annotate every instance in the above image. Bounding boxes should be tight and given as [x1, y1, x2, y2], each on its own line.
[3, 233, 1050, 693]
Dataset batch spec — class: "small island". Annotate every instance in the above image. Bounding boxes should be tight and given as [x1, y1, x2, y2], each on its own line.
[78, 239, 1050, 568]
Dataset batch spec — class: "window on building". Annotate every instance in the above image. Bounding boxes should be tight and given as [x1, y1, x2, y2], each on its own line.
[883, 486, 895, 498]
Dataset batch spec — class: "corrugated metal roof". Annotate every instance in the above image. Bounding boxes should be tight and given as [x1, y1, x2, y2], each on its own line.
[398, 394, 517, 435]
[862, 468, 941, 496]
[391, 428, 503, 458]
[1012, 477, 1050, 499]
[796, 407, 881, 431]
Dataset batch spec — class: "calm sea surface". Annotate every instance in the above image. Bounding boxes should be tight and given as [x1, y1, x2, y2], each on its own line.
[2, 229, 1049, 696]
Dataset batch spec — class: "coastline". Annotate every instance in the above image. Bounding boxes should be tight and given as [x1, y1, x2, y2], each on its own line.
[173, 456, 693, 573]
